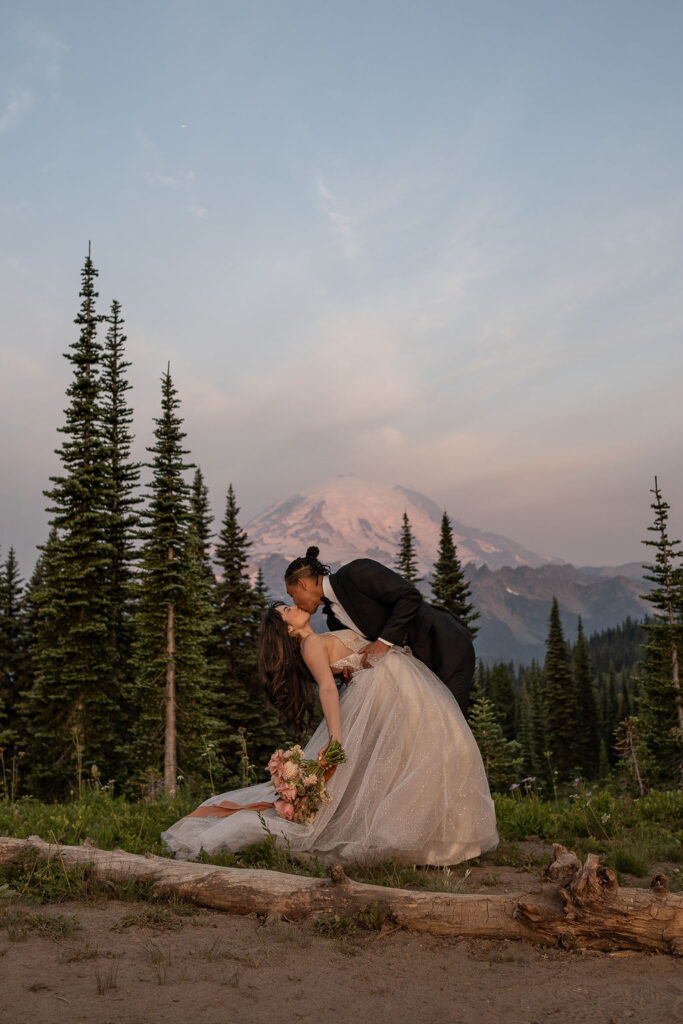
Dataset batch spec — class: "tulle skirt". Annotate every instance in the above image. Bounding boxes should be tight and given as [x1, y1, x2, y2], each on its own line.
[161, 647, 499, 866]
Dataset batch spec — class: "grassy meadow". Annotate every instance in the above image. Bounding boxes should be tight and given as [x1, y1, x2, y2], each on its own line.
[2, 782, 682, 903]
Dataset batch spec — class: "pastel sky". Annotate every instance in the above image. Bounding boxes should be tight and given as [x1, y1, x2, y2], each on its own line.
[1, 1, 682, 577]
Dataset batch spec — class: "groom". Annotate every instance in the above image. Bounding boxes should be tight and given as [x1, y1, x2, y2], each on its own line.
[285, 549, 476, 715]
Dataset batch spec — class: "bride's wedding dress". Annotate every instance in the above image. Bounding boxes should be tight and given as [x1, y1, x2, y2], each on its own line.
[161, 630, 499, 866]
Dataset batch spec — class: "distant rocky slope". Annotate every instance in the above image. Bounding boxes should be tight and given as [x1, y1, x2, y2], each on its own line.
[246, 477, 648, 663]
[469, 563, 647, 663]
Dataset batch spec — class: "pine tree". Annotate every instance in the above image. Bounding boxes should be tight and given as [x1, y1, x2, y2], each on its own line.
[638, 477, 683, 783]
[543, 597, 577, 779]
[471, 659, 488, 701]
[17, 532, 58, 695]
[0, 548, 25, 766]
[486, 662, 517, 739]
[394, 511, 421, 586]
[468, 695, 522, 792]
[24, 250, 118, 796]
[126, 367, 216, 795]
[213, 484, 287, 774]
[519, 660, 546, 776]
[616, 670, 632, 723]
[431, 511, 480, 638]
[599, 664, 619, 762]
[571, 617, 601, 778]
[253, 567, 269, 608]
[190, 467, 214, 574]
[101, 299, 141, 765]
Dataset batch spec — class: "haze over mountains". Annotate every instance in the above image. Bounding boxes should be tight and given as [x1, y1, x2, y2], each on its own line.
[246, 477, 649, 663]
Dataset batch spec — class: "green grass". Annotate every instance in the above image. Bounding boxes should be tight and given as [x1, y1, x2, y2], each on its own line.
[1, 785, 682, 896]
[0, 906, 81, 941]
[0, 847, 202, 910]
[314, 901, 386, 939]
[0, 788, 199, 855]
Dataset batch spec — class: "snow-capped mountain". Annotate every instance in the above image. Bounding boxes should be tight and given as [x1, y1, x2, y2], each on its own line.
[244, 477, 649, 663]
[246, 475, 558, 584]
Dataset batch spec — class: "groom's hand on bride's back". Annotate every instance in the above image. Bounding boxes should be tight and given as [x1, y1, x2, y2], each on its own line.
[359, 639, 390, 668]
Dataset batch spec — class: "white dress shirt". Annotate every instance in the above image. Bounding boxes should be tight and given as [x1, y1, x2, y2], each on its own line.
[322, 576, 393, 647]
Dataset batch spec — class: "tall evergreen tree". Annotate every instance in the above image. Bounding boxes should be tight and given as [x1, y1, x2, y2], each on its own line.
[469, 694, 522, 792]
[101, 299, 141, 763]
[253, 567, 269, 608]
[519, 660, 546, 776]
[470, 659, 488, 701]
[638, 477, 683, 783]
[213, 484, 287, 773]
[431, 511, 479, 638]
[571, 617, 601, 777]
[543, 597, 577, 779]
[616, 671, 632, 722]
[0, 548, 25, 763]
[599, 664, 619, 765]
[394, 511, 421, 586]
[24, 250, 118, 796]
[190, 467, 214, 574]
[486, 662, 517, 739]
[126, 367, 215, 795]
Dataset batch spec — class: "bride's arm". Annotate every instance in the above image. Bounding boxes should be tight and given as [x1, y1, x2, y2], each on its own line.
[300, 634, 342, 745]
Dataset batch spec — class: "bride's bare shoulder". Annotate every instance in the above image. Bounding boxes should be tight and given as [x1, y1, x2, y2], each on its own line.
[301, 631, 351, 663]
[299, 632, 329, 654]
[320, 630, 358, 659]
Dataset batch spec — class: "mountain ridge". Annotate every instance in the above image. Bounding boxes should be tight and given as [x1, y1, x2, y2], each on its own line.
[245, 477, 649, 663]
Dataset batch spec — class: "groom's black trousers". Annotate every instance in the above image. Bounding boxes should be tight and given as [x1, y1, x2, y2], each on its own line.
[442, 642, 476, 719]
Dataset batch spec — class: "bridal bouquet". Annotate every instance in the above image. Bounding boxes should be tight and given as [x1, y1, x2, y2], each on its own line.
[267, 741, 346, 825]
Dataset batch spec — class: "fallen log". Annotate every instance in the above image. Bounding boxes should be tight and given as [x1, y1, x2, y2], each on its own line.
[1, 836, 681, 956]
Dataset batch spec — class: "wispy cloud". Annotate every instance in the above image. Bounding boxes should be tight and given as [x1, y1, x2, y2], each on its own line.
[0, 91, 34, 134]
[314, 172, 356, 257]
[139, 133, 208, 219]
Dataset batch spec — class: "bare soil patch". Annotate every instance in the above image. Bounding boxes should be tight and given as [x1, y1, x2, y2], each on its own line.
[2, 850, 682, 1024]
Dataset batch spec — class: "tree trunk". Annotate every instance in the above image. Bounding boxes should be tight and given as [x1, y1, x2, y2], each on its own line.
[164, 586, 176, 795]
[1, 837, 681, 956]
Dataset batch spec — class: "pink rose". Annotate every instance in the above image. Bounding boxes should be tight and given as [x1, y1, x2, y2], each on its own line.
[278, 784, 297, 802]
[274, 799, 295, 821]
[268, 750, 285, 774]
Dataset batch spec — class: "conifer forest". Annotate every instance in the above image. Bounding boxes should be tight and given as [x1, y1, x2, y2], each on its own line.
[0, 251, 681, 813]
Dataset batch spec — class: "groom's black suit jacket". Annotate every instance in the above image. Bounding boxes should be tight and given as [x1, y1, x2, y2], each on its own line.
[323, 559, 475, 715]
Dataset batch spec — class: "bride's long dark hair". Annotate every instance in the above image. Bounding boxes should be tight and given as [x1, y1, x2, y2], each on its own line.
[257, 602, 317, 734]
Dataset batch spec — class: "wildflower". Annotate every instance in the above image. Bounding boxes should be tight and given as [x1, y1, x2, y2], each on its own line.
[509, 782, 520, 790]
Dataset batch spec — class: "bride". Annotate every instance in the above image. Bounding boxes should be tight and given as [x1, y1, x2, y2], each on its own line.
[161, 595, 499, 866]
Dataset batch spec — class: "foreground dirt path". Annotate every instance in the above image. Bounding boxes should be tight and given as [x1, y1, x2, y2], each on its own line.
[1, 898, 682, 1024]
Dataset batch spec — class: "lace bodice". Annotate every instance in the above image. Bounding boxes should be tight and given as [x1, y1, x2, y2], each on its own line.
[326, 629, 378, 672]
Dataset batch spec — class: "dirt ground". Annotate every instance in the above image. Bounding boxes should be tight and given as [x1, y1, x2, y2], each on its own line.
[2, 848, 682, 1024]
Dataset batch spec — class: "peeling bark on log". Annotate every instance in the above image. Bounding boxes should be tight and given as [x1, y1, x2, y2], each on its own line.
[1, 837, 682, 956]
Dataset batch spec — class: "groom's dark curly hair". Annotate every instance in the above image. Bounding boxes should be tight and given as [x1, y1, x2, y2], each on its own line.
[258, 602, 317, 735]
[284, 545, 330, 585]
